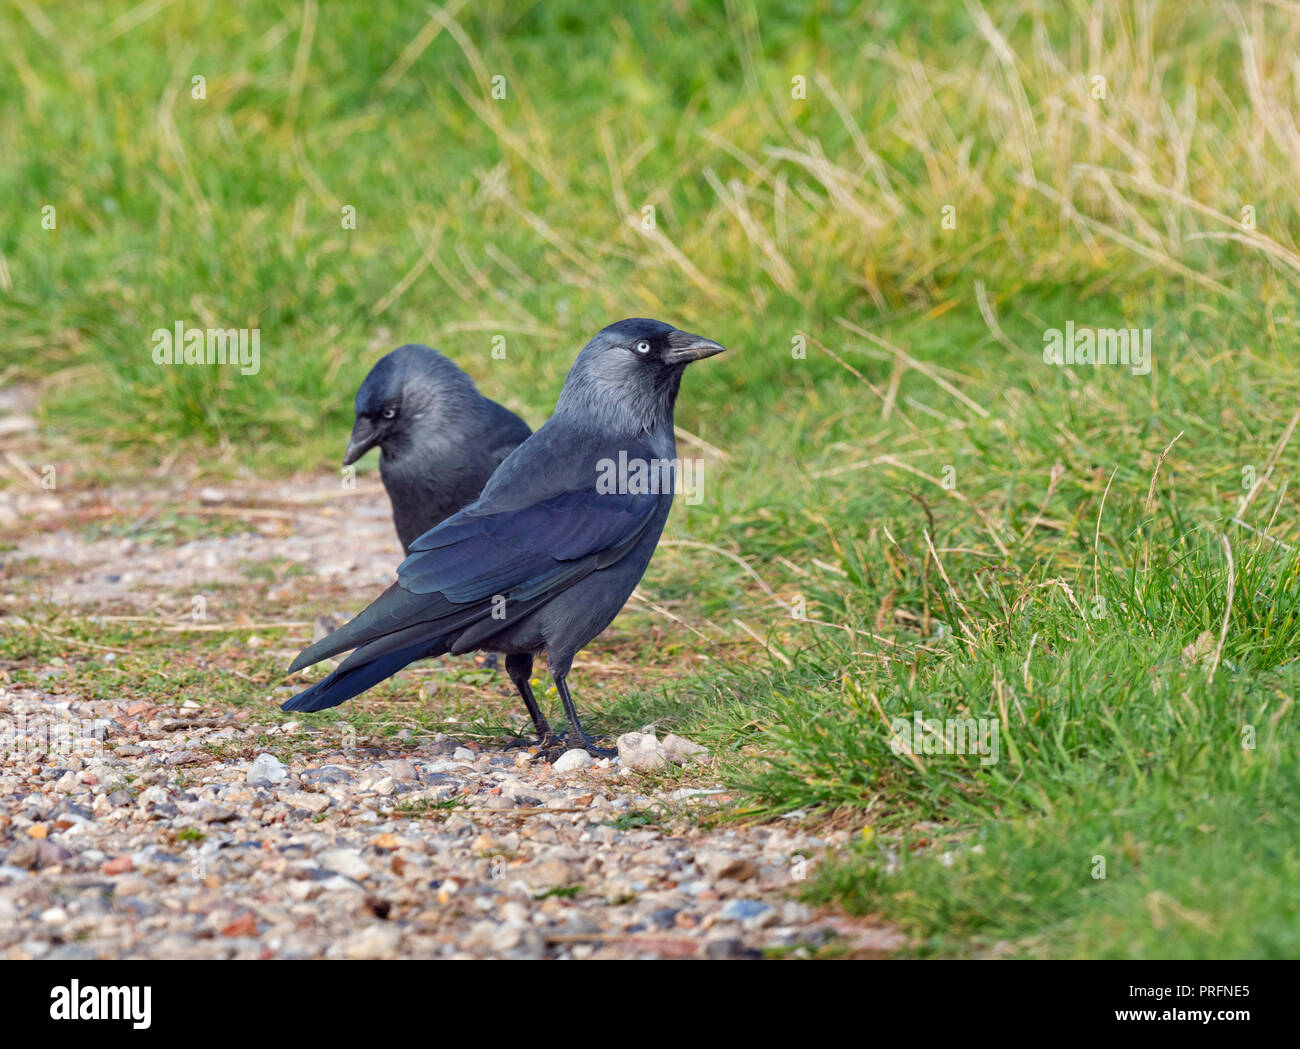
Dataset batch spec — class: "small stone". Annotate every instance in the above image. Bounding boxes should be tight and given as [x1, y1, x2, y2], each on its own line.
[300, 765, 354, 787]
[720, 898, 775, 929]
[616, 732, 665, 773]
[649, 907, 680, 929]
[661, 733, 709, 765]
[101, 856, 133, 875]
[281, 792, 331, 814]
[246, 753, 288, 786]
[197, 805, 237, 824]
[35, 842, 72, 868]
[138, 786, 171, 808]
[443, 814, 474, 835]
[318, 848, 370, 881]
[378, 759, 418, 782]
[162, 749, 201, 767]
[85, 767, 127, 793]
[471, 834, 501, 854]
[491, 923, 546, 958]
[700, 851, 760, 882]
[5, 840, 39, 870]
[452, 747, 475, 763]
[114, 875, 152, 897]
[704, 934, 762, 960]
[462, 920, 499, 951]
[220, 912, 259, 937]
[526, 859, 577, 888]
[552, 749, 594, 773]
[342, 924, 402, 959]
[320, 875, 365, 894]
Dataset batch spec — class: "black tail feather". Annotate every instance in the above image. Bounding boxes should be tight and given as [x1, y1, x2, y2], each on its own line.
[281, 639, 435, 713]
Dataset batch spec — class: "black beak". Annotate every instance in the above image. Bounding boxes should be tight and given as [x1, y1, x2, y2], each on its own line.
[343, 417, 381, 466]
[663, 330, 726, 365]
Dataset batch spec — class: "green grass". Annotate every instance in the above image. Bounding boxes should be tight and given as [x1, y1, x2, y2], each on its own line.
[2, 0, 1299, 957]
[395, 796, 467, 818]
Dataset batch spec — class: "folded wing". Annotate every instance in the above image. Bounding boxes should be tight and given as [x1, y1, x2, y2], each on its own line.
[286, 485, 661, 680]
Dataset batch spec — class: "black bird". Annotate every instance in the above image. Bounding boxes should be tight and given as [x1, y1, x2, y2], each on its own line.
[283, 319, 725, 754]
[344, 344, 532, 553]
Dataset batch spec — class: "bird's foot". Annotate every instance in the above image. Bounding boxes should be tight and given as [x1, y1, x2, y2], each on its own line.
[533, 736, 571, 763]
[531, 735, 616, 762]
[566, 735, 616, 759]
[500, 721, 564, 752]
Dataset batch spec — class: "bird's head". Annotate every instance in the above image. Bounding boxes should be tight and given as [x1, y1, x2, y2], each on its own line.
[556, 318, 726, 432]
[344, 345, 477, 465]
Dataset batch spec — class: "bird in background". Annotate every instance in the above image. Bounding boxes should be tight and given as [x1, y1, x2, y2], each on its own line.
[284, 318, 726, 755]
[344, 344, 532, 553]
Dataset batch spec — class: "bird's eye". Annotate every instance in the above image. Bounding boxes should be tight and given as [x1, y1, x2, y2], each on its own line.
[381, 406, 398, 420]
[634, 340, 652, 355]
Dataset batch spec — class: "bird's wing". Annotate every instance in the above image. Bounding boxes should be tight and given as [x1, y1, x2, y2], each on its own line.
[288, 483, 662, 673]
[476, 398, 532, 468]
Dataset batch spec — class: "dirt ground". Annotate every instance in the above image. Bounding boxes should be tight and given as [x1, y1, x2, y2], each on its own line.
[0, 425, 899, 958]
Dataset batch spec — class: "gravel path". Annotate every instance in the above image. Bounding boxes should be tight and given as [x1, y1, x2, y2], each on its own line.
[0, 472, 901, 959]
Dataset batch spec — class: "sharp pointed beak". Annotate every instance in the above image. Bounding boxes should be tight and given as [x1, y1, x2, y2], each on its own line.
[343, 417, 381, 466]
[663, 331, 726, 364]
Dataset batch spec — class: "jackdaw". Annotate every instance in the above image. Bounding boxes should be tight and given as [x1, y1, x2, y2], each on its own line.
[283, 318, 725, 754]
[344, 344, 532, 553]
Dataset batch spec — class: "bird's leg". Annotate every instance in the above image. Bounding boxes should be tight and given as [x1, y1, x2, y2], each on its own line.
[552, 672, 616, 758]
[505, 653, 557, 748]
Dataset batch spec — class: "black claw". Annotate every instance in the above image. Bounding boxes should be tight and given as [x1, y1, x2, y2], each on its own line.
[529, 734, 615, 763]
[557, 733, 616, 759]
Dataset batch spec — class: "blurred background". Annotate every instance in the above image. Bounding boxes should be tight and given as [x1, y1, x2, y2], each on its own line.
[2, 0, 1296, 467]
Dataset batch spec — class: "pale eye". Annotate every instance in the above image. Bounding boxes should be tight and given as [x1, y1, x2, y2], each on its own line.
[634, 340, 652, 354]
[381, 406, 398, 420]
